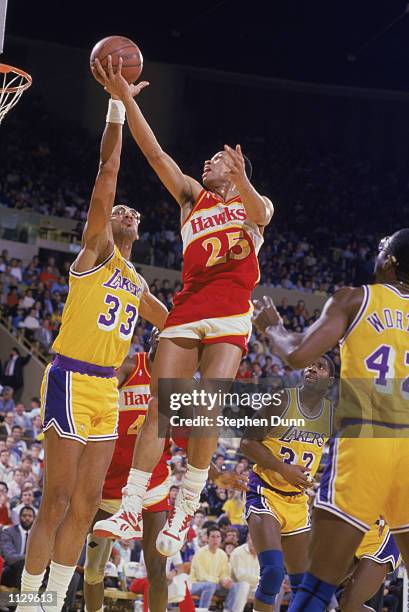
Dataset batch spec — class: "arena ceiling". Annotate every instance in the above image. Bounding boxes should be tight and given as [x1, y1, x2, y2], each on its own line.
[6, 0, 409, 91]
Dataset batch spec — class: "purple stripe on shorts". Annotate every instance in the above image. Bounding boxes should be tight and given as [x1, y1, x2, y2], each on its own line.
[318, 438, 335, 503]
[53, 354, 115, 378]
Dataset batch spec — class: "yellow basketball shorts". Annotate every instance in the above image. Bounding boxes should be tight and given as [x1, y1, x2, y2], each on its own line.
[245, 470, 310, 536]
[40, 355, 119, 444]
[356, 525, 401, 571]
[316, 437, 409, 534]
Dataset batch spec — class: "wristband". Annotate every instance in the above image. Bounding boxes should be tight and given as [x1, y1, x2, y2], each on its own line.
[106, 99, 125, 125]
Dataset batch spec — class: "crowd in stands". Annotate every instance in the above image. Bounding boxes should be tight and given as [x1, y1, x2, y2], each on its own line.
[3, 101, 409, 294]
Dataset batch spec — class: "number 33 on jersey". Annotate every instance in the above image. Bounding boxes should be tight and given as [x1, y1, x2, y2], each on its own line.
[53, 245, 143, 368]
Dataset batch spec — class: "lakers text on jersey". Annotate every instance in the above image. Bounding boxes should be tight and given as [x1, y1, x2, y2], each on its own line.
[40, 246, 143, 444]
[245, 388, 332, 536]
[316, 284, 409, 533]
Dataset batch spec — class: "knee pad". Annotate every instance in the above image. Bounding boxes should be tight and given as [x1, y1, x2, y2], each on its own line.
[289, 572, 304, 597]
[255, 549, 285, 605]
[84, 534, 113, 586]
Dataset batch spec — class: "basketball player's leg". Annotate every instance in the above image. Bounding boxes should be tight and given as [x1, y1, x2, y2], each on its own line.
[40, 439, 115, 610]
[288, 510, 365, 611]
[142, 511, 168, 612]
[21, 429, 85, 588]
[188, 342, 243, 467]
[157, 342, 242, 556]
[282, 531, 310, 599]
[84, 509, 113, 612]
[340, 559, 388, 612]
[94, 337, 201, 540]
[247, 512, 284, 612]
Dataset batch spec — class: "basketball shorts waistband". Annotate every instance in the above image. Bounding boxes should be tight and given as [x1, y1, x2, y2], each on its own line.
[53, 354, 115, 378]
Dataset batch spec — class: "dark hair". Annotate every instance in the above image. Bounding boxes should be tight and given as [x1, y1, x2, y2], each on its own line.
[322, 354, 336, 379]
[388, 229, 409, 283]
[11, 347, 20, 355]
[243, 154, 253, 180]
[194, 509, 206, 517]
[20, 505, 35, 518]
[207, 525, 221, 537]
[0, 481, 8, 492]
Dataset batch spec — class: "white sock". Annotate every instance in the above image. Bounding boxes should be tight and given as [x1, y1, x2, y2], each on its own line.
[125, 468, 151, 497]
[20, 567, 46, 592]
[182, 463, 209, 498]
[43, 560, 76, 610]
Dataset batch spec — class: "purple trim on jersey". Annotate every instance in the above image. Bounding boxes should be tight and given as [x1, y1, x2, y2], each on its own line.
[339, 284, 369, 346]
[383, 284, 409, 299]
[70, 249, 115, 278]
[53, 354, 115, 378]
[43, 365, 73, 435]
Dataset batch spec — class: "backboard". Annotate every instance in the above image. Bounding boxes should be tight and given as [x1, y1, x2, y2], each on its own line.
[0, 0, 8, 55]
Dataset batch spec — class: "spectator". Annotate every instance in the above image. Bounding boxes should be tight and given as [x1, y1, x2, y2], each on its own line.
[0, 506, 35, 588]
[11, 489, 37, 525]
[0, 489, 12, 527]
[29, 443, 43, 478]
[1, 348, 31, 400]
[29, 415, 43, 441]
[20, 456, 37, 487]
[0, 386, 15, 415]
[0, 411, 16, 436]
[229, 533, 260, 612]
[190, 526, 242, 612]
[10, 425, 27, 457]
[0, 450, 13, 481]
[13, 403, 32, 431]
[222, 490, 246, 526]
[7, 468, 25, 500]
[5, 436, 20, 466]
[207, 486, 227, 516]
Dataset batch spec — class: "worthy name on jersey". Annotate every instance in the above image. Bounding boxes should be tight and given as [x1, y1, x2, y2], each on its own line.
[366, 308, 409, 334]
[103, 267, 143, 298]
[279, 426, 326, 448]
[190, 206, 246, 235]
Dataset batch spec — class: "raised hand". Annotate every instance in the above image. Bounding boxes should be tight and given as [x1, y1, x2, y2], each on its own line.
[214, 470, 249, 492]
[224, 144, 248, 187]
[253, 296, 283, 333]
[92, 56, 149, 101]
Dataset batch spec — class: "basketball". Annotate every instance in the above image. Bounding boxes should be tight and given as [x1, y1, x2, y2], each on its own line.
[90, 36, 143, 84]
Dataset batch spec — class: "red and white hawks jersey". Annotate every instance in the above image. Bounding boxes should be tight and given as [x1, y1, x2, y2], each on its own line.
[102, 352, 171, 500]
[166, 190, 264, 325]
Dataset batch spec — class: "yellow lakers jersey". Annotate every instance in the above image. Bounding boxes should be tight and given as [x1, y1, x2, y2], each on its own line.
[52, 246, 143, 368]
[339, 283, 409, 428]
[253, 387, 333, 493]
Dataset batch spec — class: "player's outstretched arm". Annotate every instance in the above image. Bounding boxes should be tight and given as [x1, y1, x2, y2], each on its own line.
[138, 277, 169, 330]
[254, 288, 363, 369]
[224, 144, 274, 227]
[94, 58, 202, 209]
[75, 65, 124, 272]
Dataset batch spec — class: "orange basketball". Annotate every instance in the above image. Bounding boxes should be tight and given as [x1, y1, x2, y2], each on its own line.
[90, 36, 143, 84]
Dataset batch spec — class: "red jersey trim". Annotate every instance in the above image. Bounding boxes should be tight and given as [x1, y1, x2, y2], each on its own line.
[181, 189, 207, 228]
[120, 353, 151, 390]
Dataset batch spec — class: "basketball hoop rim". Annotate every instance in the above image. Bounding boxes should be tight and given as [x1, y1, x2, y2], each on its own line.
[0, 63, 32, 93]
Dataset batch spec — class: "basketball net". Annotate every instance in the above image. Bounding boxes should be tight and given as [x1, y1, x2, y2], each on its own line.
[0, 63, 32, 124]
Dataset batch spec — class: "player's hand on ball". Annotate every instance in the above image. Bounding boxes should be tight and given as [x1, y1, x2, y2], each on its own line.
[253, 296, 283, 332]
[280, 463, 313, 489]
[93, 55, 149, 101]
[214, 470, 248, 492]
[224, 144, 247, 186]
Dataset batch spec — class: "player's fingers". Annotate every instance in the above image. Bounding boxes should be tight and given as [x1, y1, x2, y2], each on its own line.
[93, 59, 107, 81]
[137, 81, 150, 91]
[107, 55, 114, 79]
[262, 295, 275, 309]
[236, 144, 244, 159]
[116, 56, 123, 76]
[224, 144, 238, 162]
